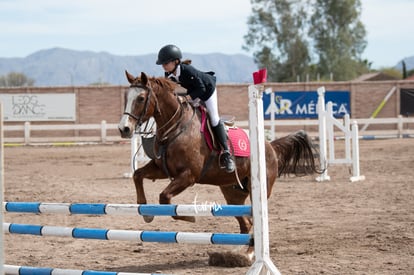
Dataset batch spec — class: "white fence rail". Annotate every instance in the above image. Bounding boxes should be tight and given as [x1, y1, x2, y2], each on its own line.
[4, 121, 120, 144]
[239, 116, 414, 139]
[3, 116, 414, 145]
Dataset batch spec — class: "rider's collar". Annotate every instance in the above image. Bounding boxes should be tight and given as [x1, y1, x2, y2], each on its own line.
[168, 63, 181, 82]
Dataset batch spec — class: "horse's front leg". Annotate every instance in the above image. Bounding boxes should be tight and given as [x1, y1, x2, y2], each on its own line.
[159, 170, 196, 223]
[133, 160, 168, 223]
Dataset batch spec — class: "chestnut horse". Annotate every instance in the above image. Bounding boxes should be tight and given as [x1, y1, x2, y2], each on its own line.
[118, 71, 320, 265]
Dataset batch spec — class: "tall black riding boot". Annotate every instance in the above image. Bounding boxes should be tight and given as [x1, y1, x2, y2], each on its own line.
[212, 122, 235, 173]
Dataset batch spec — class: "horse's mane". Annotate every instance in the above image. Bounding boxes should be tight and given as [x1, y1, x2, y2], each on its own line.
[129, 73, 177, 94]
[151, 76, 177, 93]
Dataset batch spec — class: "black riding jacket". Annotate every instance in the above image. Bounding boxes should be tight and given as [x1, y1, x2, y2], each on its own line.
[165, 63, 216, 101]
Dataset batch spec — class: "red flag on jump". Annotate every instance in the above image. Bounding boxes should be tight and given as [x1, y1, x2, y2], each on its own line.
[252, 68, 267, 84]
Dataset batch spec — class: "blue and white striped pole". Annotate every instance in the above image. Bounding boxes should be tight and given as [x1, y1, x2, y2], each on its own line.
[4, 265, 171, 275]
[3, 223, 252, 246]
[3, 202, 252, 217]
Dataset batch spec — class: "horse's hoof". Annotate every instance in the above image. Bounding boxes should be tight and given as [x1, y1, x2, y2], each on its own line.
[208, 250, 253, 267]
[143, 215, 154, 223]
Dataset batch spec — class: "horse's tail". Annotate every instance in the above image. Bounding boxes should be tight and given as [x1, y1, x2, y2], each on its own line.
[270, 130, 322, 177]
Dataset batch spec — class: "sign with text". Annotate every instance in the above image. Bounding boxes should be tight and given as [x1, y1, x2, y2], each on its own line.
[263, 90, 350, 119]
[0, 93, 76, 121]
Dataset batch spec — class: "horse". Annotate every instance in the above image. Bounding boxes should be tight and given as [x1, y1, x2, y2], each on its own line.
[118, 71, 320, 266]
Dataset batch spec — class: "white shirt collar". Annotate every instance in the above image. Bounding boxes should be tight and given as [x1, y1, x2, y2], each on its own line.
[168, 64, 181, 81]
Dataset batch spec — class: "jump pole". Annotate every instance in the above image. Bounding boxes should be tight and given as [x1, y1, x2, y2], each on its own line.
[360, 86, 396, 132]
[246, 84, 281, 275]
[123, 133, 139, 178]
[0, 103, 4, 275]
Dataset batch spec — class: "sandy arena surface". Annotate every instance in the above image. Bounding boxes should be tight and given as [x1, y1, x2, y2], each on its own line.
[3, 138, 414, 274]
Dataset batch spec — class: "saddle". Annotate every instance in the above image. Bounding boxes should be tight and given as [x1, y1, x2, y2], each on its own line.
[141, 99, 250, 159]
[199, 105, 250, 157]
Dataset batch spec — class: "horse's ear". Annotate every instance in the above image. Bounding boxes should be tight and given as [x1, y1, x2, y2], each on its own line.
[125, 70, 135, 84]
[140, 72, 148, 86]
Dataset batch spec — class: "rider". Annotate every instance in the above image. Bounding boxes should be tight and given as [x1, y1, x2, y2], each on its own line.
[156, 44, 235, 173]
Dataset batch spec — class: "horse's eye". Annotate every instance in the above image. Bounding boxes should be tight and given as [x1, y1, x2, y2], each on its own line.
[137, 95, 145, 103]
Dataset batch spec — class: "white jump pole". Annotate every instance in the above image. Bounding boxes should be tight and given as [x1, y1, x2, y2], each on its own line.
[316, 86, 364, 182]
[265, 88, 276, 141]
[246, 85, 281, 275]
[316, 87, 330, 181]
[350, 122, 365, 182]
[131, 133, 139, 173]
[123, 133, 139, 178]
[0, 103, 4, 275]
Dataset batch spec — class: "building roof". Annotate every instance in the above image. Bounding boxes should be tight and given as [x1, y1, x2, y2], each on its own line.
[353, 72, 399, 81]
[404, 74, 414, 80]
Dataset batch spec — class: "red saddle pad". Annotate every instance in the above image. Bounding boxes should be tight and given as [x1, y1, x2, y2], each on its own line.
[227, 127, 250, 157]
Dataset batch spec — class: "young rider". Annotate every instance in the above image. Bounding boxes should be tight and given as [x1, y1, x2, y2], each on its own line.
[156, 44, 235, 173]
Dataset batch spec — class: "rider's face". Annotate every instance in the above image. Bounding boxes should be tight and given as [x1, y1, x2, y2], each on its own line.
[162, 60, 176, 73]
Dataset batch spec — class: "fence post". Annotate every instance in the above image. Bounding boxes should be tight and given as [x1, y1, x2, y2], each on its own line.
[101, 120, 107, 143]
[398, 115, 403, 138]
[24, 122, 30, 145]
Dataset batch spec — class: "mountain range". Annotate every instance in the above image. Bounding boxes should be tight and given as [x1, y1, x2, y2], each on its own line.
[0, 48, 258, 86]
[0, 47, 413, 86]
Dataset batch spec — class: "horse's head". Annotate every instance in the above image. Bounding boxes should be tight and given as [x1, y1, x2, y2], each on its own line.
[118, 71, 157, 138]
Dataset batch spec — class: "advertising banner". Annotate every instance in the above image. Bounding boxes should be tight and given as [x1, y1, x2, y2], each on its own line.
[0, 93, 76, 121]
[263, 90, 350, 119]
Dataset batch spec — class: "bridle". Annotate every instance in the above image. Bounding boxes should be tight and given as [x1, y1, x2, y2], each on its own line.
[123, 81, 193, 139]
[123, 83, 154, 131]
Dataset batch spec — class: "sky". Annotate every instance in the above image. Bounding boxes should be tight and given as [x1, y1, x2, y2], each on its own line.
[0, 0, 413, 69]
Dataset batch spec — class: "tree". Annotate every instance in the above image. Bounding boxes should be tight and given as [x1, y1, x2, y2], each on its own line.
[243, 0, 370, 82]
[379, 67, 402, 79]
[309, 0, 368, 80]
[402, 61, 407, 79]
[0, 72, 35, 87]
[243, 0, 310, 82]
[407, 69, 414, 78]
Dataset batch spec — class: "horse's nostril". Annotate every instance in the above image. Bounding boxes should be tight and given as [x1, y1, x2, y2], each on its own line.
[124, 127, 130, 134]
[119, 126, 131, 137]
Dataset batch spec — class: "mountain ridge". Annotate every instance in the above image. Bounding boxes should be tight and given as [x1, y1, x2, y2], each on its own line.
[1, 47, 413, 86]
[0, 47, 258, 86]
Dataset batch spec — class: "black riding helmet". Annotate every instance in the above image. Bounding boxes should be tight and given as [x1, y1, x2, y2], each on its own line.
[156, 44, 182, 65]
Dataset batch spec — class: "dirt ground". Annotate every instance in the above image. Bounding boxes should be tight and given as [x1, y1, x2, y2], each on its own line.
[3, 138, 414, 275]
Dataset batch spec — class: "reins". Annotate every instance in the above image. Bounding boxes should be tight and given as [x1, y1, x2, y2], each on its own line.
[151, 94, 196, 181]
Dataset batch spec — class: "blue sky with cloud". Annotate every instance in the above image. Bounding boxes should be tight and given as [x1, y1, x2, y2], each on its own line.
[1, 0, 413, 68]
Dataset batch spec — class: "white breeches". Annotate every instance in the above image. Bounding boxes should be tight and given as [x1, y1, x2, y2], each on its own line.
[204, 89, 220, 127]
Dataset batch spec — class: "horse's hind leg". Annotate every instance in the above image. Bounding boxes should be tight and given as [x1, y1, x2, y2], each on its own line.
[219, 184, 252, 233]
